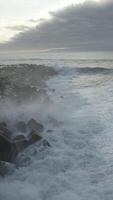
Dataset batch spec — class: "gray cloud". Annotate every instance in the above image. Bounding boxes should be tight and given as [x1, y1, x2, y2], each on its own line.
[5, 25, 30, 31]
[28, 19, 43, 23]
[1, 1, 113, 51]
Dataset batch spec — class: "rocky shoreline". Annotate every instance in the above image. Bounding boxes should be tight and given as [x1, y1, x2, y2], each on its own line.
[0, 64, 57, 176]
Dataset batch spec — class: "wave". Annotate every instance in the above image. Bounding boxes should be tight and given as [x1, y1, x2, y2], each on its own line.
[76, 67, 113, 75]
[59, 67, 113, 77]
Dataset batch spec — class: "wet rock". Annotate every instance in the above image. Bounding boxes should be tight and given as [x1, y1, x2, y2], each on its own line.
[0, 132, 13, 162]
[0, 124, 12, 139]
[27, 119, 44, 132]
[0, 161, 15, 176]
[0, 130, 27, 162]
[12, 135, 28, 155]
[13, 135, 26, 141]
[0, 129, 43, 163]
[15, 121, 27, 132]
[0, 119, 50, 165]
[28, 131, 42, 145]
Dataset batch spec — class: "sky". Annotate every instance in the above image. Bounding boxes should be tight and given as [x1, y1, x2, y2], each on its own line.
[0, 0, 113, 52]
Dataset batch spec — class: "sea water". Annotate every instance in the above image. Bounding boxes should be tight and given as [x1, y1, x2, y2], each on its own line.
[0, 51, 113, 200]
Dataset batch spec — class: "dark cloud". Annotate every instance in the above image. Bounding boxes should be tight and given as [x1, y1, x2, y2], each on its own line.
[1, 1, 113, 51]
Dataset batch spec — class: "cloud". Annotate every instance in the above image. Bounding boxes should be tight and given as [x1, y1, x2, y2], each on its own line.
[0, 0, 113, 51]
[5, 25, 30, 31]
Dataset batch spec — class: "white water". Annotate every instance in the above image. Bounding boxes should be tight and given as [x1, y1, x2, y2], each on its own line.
[0, 52, 113, 200]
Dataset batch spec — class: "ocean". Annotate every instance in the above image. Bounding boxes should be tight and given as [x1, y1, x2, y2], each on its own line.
[0, 51, 113, 200]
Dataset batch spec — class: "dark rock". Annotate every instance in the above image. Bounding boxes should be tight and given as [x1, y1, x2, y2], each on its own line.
[12, 135, 28, 157]
[0, 120, 49, 164]
[0, 126, 12, 139]
[28, 131, 42, 145]
[13, 135, 26, 141]
[15, 121, 27, 132]
[27, 119, 44, 133]
[0, 161, 15, 176]
[0, 129, 43, 163]
[0, 131, 26, 162]
[0, 132, 13, 162]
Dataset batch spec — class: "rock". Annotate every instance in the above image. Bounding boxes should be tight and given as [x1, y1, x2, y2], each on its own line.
[0, 131, 27, 162]
[0, 161, 15, 176]
[0, 132, 13, 162]
[0, 120, 49, 164]
[15, 121, 27, 132]
[13, 135, 26, 141]
[27, 119, 44, 133]
[28, 131, 42, 145]
[0, 125, 12, 139]
[12, 135, 28, 154]
[0, 129, 43, 163]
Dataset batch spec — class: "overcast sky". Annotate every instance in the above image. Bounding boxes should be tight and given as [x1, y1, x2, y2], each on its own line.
[0, 0, 113, 52]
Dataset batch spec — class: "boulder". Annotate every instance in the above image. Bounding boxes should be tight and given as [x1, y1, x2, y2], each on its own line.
[27, 119, 44, 132]
[28, 131, 42, 145]
[0, 131, 13, 162]
[15, 121, 27, 133]
[12, 135, 28, 155]
[0, 124, 12, 139]
[0, 119, 50, 165]
[13, 135, 26, 141]
[0, 132, 23, 162]
[0, 129, 43, 163]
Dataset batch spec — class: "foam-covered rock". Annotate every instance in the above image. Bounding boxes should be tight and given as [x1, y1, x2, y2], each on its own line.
[0, 122, 43, 163]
